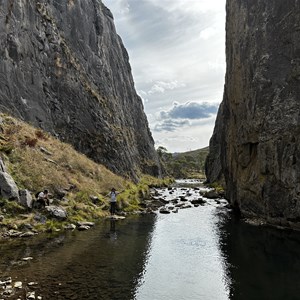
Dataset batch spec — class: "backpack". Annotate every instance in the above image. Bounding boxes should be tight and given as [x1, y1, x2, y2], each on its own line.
[35, 191, 41, 199]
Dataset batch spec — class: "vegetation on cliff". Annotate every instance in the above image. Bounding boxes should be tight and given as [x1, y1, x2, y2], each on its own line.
[0, 114, 171, 236]
[157, 146, 208, 178]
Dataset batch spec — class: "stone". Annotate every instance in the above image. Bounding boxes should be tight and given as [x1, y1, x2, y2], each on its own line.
[0, 158, 7, 172]
[109, 215, 125, 220]
[203, 190, 219, 199]
[0, 171, 19, 200]
[22, 257, 33, 261]
[159, 208, 171, 214]
[179, 196, 188, 201]
[0, 277, 12, 286]
[39, 147, 53, 156]
[7, 230, 22, 237]
[45, 206, 67, 220]
[20, 232, 36, 238]
[180, 204, 192, 209]
[19, 189, 33, 208]
[76, 221, 95, 227]
[14, 281, 22, 289]
[89, 195, 100, 204]
[54, 189, 67, 200]
[34, 214, 47, 224]
[0, 215, 4, 222]
[64, 224, 76, 230]
[206, 0, 300, 227]
[191, 198, 206, 205]
[77, 225, 90, 231]
[27, 291, 35, 299]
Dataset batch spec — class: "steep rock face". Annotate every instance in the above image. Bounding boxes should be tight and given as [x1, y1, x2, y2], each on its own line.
[206, 0, 300, 226]
[0, 0, 160, 179]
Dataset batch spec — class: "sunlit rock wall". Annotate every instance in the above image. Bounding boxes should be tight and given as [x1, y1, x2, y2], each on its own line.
[206, 0, 300, 227]
[0, 0, 160, 179]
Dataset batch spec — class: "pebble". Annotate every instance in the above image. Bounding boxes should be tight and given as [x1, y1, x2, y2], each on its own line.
[14, 281, 22, 289]
[22, 257, 33, 261]
[27, 291, 35, 299]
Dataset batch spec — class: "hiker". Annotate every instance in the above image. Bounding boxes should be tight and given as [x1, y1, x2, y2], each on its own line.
[36, 189, 50, 208]
[108, 188, 118, 216]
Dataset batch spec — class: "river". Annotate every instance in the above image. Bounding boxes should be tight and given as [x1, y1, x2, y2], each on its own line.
[1, 180, 300, 299]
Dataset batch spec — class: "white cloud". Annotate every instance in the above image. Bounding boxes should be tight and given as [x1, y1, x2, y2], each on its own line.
[200, 27, 218, 40]
[102, 0, 226, 152]
[147, 0, 225, 14]
[158, 101, 219, 121]
[147, 80, 186, 95]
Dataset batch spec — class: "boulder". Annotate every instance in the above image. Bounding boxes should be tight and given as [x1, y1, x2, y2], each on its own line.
[45, 205, 67, 220]
[0, 171, 19, 200]
[159, 207, 171, 214]
[191, 198, 206, 205]
[64, 224, 76, 230]
[34, 214, 47, 224]
[204, 190, 219, 199]
[19, 189, 33, 208]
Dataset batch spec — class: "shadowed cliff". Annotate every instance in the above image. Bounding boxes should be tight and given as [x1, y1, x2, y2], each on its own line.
[206, 0, 300, 228]
[0, 0, 160, 180]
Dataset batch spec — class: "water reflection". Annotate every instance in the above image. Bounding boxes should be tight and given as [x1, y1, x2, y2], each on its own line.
[1, 195, 300, 299]
[134, 207, 230, 300]
[216, 213, 300, 300]
[0, 216, 157, 300]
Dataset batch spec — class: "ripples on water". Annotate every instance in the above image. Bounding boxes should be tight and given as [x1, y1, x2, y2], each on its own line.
[1, 180, 300, 299]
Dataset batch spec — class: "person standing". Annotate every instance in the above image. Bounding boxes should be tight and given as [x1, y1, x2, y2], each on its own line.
[108, 188, 118, 216]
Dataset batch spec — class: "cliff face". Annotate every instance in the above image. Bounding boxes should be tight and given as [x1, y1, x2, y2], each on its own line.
[0, 0, 160, 180]
[206, 0, 300, 226]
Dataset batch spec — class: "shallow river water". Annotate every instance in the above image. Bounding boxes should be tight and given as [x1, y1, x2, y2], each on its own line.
[1, 181, 300, 299]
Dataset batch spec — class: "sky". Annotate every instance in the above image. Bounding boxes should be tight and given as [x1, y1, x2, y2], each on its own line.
[102, 0, 226, 153]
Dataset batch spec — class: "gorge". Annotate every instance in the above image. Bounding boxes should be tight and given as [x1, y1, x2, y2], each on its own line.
[206, 0, 300, 228]
[0, 0, 160, 180]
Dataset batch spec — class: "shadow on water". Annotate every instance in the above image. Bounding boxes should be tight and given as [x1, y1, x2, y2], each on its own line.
[216, 212, 300, 300]
[0, 215, 157, 300]
[2, 190, 300, 300]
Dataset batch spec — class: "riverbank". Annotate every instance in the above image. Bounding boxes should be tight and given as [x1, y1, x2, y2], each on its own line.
[2, 180, 299, 300]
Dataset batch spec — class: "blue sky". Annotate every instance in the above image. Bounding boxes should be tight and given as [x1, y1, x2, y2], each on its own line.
[102, 0, 226, 153]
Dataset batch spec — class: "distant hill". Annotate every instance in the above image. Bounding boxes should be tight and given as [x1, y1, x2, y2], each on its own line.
[158, 146, 209, 178]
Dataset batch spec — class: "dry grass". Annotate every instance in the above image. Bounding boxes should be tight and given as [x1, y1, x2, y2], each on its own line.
[0, 114, 126, 197]
[0, 114, 171, 233]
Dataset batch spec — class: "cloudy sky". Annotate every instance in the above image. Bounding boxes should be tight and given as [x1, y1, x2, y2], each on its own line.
[102, 0, 226, 153]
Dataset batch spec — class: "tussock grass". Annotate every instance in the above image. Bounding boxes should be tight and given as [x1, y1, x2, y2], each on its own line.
[0, 114, 171, 234]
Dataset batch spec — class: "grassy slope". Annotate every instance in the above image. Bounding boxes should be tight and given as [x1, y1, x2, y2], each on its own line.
[0, 114, 171, 233]
[172, 146, 209, 178]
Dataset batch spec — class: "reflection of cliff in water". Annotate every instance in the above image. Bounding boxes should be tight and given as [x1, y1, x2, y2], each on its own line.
[216, 213, 300, 300]
[0, 215, 157, 300]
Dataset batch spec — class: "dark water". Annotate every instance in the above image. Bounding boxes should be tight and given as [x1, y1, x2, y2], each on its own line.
[1, 187, 300, 299]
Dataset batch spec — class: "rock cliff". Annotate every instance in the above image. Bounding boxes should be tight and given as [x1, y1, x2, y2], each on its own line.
[206, 0, 300, 227]
[0, 0, 160, 180]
